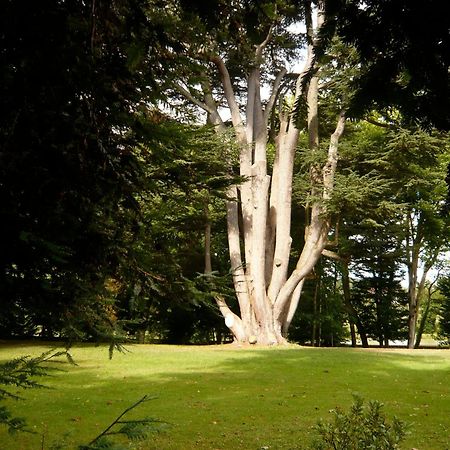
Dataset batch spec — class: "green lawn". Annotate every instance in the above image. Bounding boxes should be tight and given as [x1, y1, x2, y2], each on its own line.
[0, 342, 449, 449]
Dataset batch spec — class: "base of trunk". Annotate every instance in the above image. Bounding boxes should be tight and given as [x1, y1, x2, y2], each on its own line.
[232, 329, 288, 346]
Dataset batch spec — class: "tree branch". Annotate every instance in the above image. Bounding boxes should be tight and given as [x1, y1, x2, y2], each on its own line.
[172, 82, 213, 114]
[255, 25, 273, 61]
[210, 55, 246, 144]
[87, 395, 153, 446]
[322, 249, 345, 262]
[365, 117, 397, 129]
[264, 68, 287, 125]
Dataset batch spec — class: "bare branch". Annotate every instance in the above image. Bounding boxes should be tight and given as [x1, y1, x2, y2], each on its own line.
[172, 82, 212, 114]
[255, 25, 273, 60]
[246, 69, 257, 142]
[322, 249, 345, 262]
[365, 117, 397, 129]
[323, 110, 346, 200]
[264, 68, 287, 124]
[210, 55, 246, 144]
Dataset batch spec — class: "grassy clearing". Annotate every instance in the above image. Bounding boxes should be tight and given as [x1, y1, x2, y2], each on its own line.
[0, 342, 449, 449]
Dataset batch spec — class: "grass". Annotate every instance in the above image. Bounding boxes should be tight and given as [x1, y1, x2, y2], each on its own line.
[0, 342, 449, 450]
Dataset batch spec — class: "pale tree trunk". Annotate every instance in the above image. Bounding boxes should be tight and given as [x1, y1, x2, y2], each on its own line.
[174, 1, 346, 345]
[415, 276, 439, 348]
[406, 210, 440, 349]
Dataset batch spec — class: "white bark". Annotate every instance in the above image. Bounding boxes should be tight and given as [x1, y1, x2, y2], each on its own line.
[273, 111, 346, 329]
[225, 185, 252, 337]
[174, 1, 347, 345]
[406, 210, 441, 349]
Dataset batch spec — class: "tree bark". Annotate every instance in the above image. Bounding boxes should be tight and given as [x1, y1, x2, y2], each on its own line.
[323, 250, 369, 347]
[175, 1, 347, 345]
[406, 210, 440, 349]
[414, 275, 439, 348]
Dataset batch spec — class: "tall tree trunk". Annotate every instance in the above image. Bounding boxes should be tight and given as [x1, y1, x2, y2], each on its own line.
[414, 289, 431, 348]
[406, 214, 421, 348]
[406, 211, 440, 349]
[323, 250, 369, 347]
[340, 259, 368, 347]
[204, 220, 212, 275]
[415, 275, 440, 348]
[175, 1, 347, 345]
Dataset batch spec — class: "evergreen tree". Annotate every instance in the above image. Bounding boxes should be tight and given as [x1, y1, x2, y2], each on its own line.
[0, 0, 182, 339]
[437, 276, 450, 345]
[351, 227, 409, 346]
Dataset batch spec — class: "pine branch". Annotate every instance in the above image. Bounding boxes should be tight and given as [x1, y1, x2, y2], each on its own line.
[0, 349, 75, 435]
[85, 395, 160, 447]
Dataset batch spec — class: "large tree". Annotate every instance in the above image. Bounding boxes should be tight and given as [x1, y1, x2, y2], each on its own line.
[0, 0, 168, 338]
[164, 0, 351, 344]
[378, 129, 449, 348]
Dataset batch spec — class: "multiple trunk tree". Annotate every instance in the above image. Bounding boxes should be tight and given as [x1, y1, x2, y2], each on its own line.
[174, 2, 346, 344]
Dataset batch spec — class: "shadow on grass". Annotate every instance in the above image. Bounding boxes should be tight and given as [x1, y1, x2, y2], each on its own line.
[0, 344, 449, 449]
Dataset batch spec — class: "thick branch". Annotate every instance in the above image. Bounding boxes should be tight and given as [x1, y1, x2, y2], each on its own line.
[255, 25, 273, 61]
[226, 185, 252, 328]
[210, 55, 246, 144]
[322, 249, 345, 262]
[215, 295, 246, 342]
[172, 82, 212, 114]
[264, 68, 287, 125]
[246, 69, 257, 143]
[365, 117, 397, 129]
[323, 110, 346, 200]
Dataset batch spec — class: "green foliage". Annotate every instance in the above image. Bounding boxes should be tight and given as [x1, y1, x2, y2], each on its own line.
[0, 350, 74, 434]
[0, 0, 159, 339]
[113, 121, 236, 344]
[309, 395, 408, 450]
[78, 395, 165, 450]
[320, 0, 450, 130]
[349, 224, 409, 346]
[174, 0, 306, 77]
[289, 259, 348, 346]
[437, 276, 450, 345]
[0, 0, 239, 342]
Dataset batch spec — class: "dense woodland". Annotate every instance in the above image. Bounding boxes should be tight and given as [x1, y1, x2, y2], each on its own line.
[1, 0, 450, 348]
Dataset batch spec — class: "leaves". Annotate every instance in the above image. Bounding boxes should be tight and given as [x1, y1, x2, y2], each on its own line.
[310, 395, 408, 450]
[80, 395, 166, 450]
[0, 350, 74, 435]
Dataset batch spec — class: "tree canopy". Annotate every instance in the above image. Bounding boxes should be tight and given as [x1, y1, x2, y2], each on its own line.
[320, 0, 450, 130]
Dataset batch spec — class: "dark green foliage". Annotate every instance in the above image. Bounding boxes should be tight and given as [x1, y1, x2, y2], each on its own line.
[437, 277, 450, 345]
[289, 259, 348, 346]
[320, 0, 450, 130]
[349, 225, 409, 346]
[0, 0, 157, 339]
[112, 121, 236, 344]
[309, 395, 407, 450]
[0, 1, 238, 342]
[175, 0, 306, 71]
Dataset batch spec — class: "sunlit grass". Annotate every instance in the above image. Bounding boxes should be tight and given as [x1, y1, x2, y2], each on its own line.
[0, 342, 449, 449]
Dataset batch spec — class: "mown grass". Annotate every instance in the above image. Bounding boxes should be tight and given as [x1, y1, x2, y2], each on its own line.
[0, 341, 449, 449]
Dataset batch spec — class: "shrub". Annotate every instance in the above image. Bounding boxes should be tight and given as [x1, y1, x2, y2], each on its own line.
[309, 395, 408, 450]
